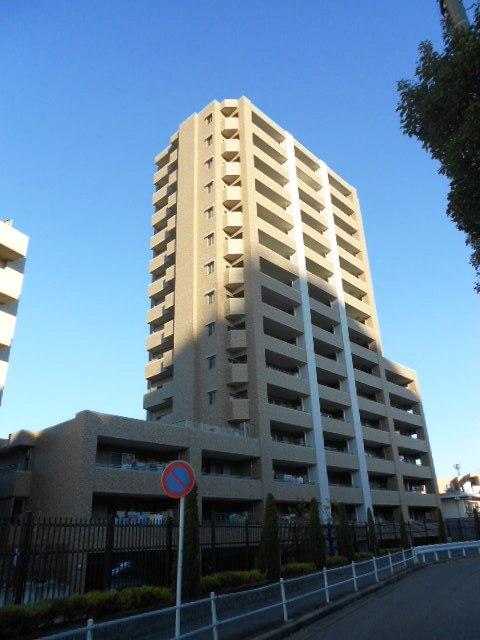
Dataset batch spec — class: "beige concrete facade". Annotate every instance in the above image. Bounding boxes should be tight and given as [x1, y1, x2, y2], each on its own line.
[0, 219, 28, 406]
[144, 97, 441, 523]
[0, 411, 264, 520]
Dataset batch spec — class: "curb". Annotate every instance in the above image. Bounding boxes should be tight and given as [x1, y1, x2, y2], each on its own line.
[252, 564, 424, 640]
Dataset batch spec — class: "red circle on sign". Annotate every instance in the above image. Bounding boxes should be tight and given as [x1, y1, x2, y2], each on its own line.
[161, 461, 196, 499]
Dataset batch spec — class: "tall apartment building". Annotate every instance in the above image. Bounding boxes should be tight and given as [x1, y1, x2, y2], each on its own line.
[0, 219, 28, 406]
[143, 97, 440, 523]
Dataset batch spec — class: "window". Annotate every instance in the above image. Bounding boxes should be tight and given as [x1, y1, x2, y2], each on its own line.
[207, 355, 216, 369]
[205, 135, 213, 147]
[206, 322, 215, 336]
[205, 207, 214, 219]
[207, 390, 217, 404]
[206, 233, 214, 246]
[206, 291, 215, 305]
[205, 182, 214, 193]
[205, 114, 213, 124]
[205, 261, 215, 275]
[205, 158, 213, 169]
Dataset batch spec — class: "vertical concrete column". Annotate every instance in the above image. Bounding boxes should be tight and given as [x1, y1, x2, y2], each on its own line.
[318, 162, 372, 520]
[284, 134, 331, 519]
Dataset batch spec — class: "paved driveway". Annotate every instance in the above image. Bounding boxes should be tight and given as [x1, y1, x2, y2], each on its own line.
[288, 557, 480, 640]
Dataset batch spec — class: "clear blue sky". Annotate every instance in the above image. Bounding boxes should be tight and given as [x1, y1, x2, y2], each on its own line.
[1, 1, 478, 480]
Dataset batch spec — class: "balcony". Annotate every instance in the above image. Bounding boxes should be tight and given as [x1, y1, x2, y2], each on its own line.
[223, 186, 242, 208]
[147, 292, 174, 324]
[366, 457, 395, 475]
[0, 221, 28, 261]
[0, 310, 16, 348]
[251, 122, 287, 161]
[296, 156, 322, 191]
[222, 162, 241, 184]
[222, 117, 239, 137]
[403, 492, 439, 508]
[257, 194, 293, 232]
[224, 267, 244, 289]
[387, 381, 418, 403]
[333, 204, 357, 236]
[325, 450, 359, 472]
[344, 291, 371, 320]
[145, 350, 173, 380]
[390, 406, 423, 427]
[146, 320, 174, 351]
[254, 149, 289, 187]
[228, 399, 250, 421]
[398, 461, 432, 480]
[318, 384, 351, 407]
[265, 367, 309, 396]
[263, 334, 307, 364]
[254, 171, 290, 209]
[149, 265, 175, 298]
[174, 419, 256, 439]
[223, 212, 243, 234]
[350, 342, 379, 364]
[329, 485, 363, 504]
[227, 363, 248, 386]
[221, 138, 240, 160]
[0, 266, 23, 304]
[267, 401, 312, 429]
[143, 381, 174, 409]
[370, 489, 401, 506]
[394, 432, 428, 453]
[362, 425, 391, 446]
[225, 297, 245, 319]
[274, 473, 314, 485]
[226, 329, 247, 351]
[224, 238, 244, 262]
[357, 396, 387, 417]
[0, 465, 31, 499]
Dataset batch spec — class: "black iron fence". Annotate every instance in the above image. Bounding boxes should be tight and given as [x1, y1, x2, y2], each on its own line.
[0, 515, 473, 607]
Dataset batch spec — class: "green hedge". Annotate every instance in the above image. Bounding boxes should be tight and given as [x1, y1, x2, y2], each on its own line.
[354, 552, 374, 561]
[379, 547, 402, 555]
[0, 586, 172, 640]
[281, 563, 315, 578]
[326, 555, 349, 568]
[200, 570, 264, 594]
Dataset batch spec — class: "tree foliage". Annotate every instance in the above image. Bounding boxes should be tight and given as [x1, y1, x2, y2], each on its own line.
[308, 498, 326, 569]
[182, 486, 201, 599]
[397, 5, 480, 291]
[336, 503, 355, 561]
[366, 508, 379, 555]
[259, 493, 281, 580]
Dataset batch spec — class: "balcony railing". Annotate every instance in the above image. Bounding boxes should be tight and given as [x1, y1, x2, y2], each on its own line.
[274, 473, 314, 485]
[321, 411, 345, 421]
[266, 364, 300, 377]
[268, 398, 303, 411]
[173, 419, 256, 439]
[96, 461, 166, 473]
[272, 436, 311, 447]
[202, 472, 253, 480]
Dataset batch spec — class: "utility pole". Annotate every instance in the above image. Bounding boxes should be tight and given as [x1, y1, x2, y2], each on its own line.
[438, 0, 470, 30]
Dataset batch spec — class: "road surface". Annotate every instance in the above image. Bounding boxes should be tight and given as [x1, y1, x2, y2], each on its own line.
[288, 557, 480, 640]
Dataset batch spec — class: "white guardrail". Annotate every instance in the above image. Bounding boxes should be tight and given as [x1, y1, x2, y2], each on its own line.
[41, 541, 480, 640]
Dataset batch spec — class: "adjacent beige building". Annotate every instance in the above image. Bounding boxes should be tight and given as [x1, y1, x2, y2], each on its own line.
[0, 219, 28, 406]
[144, 97, 441, 523]
[438, 473, 480, 519]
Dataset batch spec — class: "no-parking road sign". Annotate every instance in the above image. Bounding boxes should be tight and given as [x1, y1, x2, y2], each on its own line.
[161, 460, 196, 499]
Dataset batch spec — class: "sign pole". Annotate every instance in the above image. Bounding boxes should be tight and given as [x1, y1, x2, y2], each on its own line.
[161, 460, 196, 640]
[175, 496, 185, 639]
